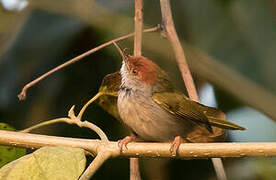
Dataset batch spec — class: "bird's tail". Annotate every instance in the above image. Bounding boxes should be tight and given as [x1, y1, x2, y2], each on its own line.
[208, 117, 245, 130]
[196, 102, 245, 130]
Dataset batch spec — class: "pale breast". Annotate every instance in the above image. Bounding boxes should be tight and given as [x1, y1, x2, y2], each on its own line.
[117, 88, 193, 141]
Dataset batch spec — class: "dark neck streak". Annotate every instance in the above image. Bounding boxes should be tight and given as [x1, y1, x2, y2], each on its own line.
[120, 82, 133, 97]
[120, 81, 150, 99]
[120, 86, 132, 95]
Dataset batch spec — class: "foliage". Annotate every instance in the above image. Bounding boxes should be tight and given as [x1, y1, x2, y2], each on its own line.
[0, 123, 26, 168]
[0, 146, 86, 180]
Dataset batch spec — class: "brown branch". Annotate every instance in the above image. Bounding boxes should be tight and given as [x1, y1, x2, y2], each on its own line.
[211, 158, 227, 180]
[80, 151, 112, 180]
[17, 26, 159, 101]
[159, 0, 226, 179]
[159, 0, 198, 102]
[134, 0, 143, 56]
[130, 1, 144, 179]
[1, 130, 276, 158]
[130, 158, 141, 180]
[2, 130, 276, 178]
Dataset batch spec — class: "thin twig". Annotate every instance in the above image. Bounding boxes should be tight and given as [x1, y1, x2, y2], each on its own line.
[20, 106, 109, 141]
[159, 0, 198, 101]
[159, 0, 226, 179]
[72, 119, 109, 142]
[77, 92, 103, 120]
[129, 1, 144, 180]
[77, 91, 117, 120]
[134, 0, 143, 56]
[20, 118, 69, 133]
[17, 26, 159, 101]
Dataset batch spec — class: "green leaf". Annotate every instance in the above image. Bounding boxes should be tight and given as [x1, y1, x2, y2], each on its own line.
[0, 146, 86, 180]
[0, 123, 26, 168]
[98, 71, 121, 94]
[96, 72, 122, 120]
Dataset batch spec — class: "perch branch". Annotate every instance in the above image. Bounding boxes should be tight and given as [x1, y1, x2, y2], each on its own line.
[2, 130, 276, 178]
[1, 130, 276, 158]
[17, 26, 160, 101]
[159, 0, 226, 179]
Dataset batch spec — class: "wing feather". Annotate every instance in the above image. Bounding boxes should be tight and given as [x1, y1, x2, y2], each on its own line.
[153, 92, 213, 132]
[153, 92, 245, 131]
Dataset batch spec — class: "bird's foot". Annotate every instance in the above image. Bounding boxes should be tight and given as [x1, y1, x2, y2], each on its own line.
[169, 136, 188, 156]
[118, 134, 139, 152]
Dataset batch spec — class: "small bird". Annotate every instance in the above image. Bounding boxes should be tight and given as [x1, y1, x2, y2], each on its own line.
[112, 43, 245, 152]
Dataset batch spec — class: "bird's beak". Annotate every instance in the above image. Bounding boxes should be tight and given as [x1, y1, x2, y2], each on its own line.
[113, 42, 128, 63]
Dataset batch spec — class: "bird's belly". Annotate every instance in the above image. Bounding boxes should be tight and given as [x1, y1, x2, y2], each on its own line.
[117, 93, 189, 141]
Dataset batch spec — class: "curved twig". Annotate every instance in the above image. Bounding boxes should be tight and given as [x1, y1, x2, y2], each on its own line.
[20, 105, 109, 141]
[77, 92, 104, 120]
[17, 26, 160, 100]
[68, 106, 109, 141]
[20, 118, 69, 133]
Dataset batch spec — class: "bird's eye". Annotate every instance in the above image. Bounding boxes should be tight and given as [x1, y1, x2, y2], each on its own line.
[132, 69, 137, 74]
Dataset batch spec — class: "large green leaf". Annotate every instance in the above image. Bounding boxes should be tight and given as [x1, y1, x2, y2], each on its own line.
[0, 123, 26, 168]
[0, 146, 86, 180]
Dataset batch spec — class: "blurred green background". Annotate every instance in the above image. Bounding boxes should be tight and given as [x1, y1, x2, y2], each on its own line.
[0, 0, 276, 179]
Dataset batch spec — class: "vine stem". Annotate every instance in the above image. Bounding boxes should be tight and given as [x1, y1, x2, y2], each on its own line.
[77, 92, 103, 120]
[159, 0, 226, 179]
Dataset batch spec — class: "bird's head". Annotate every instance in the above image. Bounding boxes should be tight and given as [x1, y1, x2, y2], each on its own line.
[113, 43, 162, 88]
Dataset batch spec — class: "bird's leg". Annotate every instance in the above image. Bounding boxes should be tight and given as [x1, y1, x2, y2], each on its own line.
[118, 133, 142, 152]
[169, 136, 189, 156]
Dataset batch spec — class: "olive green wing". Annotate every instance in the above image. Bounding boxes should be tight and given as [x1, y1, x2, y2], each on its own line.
[152, 92, 213, 132]
[195, 102, 245, 130]
[153, 92, 245, 131]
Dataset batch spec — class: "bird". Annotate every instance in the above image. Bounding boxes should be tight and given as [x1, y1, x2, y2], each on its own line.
[108, 43, 245, 153]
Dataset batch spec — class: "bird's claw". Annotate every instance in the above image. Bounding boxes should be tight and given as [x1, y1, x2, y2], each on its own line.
[169, 136, 183, 156]
[118, 136, 136, 152]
